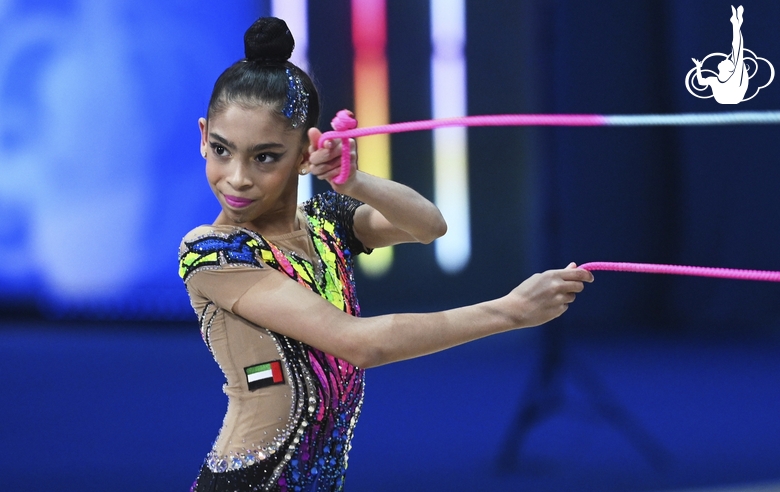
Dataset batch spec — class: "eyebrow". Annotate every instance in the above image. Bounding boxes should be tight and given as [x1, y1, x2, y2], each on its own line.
[209, 132, 286, 153]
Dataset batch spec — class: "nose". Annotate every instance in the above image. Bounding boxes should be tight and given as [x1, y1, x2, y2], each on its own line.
[226, 162, 252, 189]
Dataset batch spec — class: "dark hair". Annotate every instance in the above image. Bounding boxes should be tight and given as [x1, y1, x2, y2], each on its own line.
[206, 17, 320, 132]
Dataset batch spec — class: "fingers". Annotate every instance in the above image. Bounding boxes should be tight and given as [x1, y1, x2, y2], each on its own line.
[557, 279, 585, 297]
[542, 264, 593, 297]
[529, 270, 588, 299]
[307, 138, 357, 183]
[307, 127, 322, 152]
[556, 264, 595, 283]
[310, 161, 343, 181]
[307, 127, 338, 176]
[307, 136, 341, 165]
[307, 127, 347, 160]
[565, 280, 585, 294]
[509, 266, 592, 327]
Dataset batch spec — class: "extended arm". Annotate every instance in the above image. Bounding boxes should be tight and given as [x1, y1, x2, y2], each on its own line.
[233, 263, 593, 368]
[306, 127, 447, 248]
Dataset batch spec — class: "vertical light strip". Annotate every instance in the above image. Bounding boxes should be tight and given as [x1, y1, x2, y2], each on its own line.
[352, 0, 393, 276]
[272, 0, 313, 202]
[431, 0, 470, 273]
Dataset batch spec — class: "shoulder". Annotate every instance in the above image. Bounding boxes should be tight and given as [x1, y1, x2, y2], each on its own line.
[180, 225, 228, 245]
[180, 223, 247, 240]
[179, 224, 260, 253]
[302, 191, 364, 224]
[301, 192, 372, 256]
[178, 225, 267, 282]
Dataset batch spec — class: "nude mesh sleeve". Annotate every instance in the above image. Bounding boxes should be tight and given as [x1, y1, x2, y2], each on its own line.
[187, 267, 274, 314]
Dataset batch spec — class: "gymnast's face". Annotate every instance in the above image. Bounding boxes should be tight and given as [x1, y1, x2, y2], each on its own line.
[200, 104, 308, 229]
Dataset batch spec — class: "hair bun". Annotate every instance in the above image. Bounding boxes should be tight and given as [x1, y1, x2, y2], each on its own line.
[244, 17, 295, 63]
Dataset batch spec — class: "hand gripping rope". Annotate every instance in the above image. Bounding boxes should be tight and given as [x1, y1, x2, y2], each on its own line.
[317, 109, 780, 282]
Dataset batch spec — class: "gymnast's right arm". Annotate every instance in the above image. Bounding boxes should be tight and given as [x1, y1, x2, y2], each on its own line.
[232, 263, 594, 368]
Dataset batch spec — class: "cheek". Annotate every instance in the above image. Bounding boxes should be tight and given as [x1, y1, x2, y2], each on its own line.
[205, 161, 220, 185]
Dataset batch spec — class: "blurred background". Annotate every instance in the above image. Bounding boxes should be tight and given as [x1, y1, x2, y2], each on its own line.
[2, 0, 780, 490]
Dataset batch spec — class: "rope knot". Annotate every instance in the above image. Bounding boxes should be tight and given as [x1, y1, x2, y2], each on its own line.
[331, 109, 357, 131]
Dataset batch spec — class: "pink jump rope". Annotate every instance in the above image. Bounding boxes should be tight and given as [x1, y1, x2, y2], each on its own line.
[318, 109, 780, 282]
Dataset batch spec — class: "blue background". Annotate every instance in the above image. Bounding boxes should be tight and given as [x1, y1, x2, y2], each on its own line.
[2, 0, 780, 490]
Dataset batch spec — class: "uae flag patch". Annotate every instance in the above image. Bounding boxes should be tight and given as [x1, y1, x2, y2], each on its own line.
[244, 360, 285, 390]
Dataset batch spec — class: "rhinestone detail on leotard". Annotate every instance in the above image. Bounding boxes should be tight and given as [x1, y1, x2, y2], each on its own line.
[180, 192, 368, 491]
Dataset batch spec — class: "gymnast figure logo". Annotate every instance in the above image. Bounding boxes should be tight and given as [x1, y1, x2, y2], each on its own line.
[685, 5, 774, 104]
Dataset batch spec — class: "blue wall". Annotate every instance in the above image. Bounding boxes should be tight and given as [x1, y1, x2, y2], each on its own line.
[0, 0, 262, 319]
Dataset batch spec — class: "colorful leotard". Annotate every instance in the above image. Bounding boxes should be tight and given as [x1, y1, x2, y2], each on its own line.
[179, 192, 369, 492]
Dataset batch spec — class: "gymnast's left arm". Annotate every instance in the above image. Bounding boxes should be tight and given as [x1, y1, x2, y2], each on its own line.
[307, 127, 447, 248]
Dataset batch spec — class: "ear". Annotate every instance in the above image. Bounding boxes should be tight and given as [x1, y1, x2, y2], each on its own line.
[198, 117, 208, 158]
[298, 139, 312, 171]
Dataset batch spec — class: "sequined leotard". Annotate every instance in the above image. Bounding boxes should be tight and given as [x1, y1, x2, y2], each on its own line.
[179, 192, 369, 492]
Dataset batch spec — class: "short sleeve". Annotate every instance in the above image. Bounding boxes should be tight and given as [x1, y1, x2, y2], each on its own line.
[187, 268, 270, 313]
[179, 225, 274, 313]
[303, 191, 372, 255]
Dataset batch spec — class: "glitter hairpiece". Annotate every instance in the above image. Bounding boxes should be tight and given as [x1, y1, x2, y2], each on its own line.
[282, 67, 309, 128]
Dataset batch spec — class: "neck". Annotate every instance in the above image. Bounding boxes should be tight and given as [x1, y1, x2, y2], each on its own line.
[250, 204, 302, 237]
[213, 203, 301, 237]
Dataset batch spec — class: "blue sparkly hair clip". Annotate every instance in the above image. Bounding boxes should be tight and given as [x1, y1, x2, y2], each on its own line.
[282, 67, 309, 128]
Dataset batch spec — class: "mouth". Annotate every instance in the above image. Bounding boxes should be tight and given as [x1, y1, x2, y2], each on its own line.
[223, 194, 254, 208]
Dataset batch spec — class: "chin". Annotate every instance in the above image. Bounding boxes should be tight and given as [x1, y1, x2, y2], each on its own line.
[231, 213, 254, 224]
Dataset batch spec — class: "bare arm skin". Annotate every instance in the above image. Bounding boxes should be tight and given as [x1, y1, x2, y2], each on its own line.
[306, 127, 447, 249]
[233, 263, 594, 369]
[281, 120, 592, 368]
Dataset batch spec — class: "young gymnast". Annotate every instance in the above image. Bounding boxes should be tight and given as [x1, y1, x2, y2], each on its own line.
[179, 16, 593, 491]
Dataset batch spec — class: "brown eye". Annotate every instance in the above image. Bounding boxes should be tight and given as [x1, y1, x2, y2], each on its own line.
[255, 153, 280, 163]
[209, 143, 228, 156]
